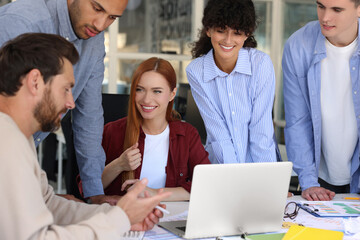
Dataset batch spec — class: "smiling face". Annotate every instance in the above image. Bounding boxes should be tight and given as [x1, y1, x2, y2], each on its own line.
[316, 0, 360, 46]
[67, 0, 128, 39]
[135, 71, 176, 125]
[206, 26, 248, 73]
[34, 59, 75, 132]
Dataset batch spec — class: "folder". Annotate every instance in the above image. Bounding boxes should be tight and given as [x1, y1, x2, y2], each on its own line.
[247, 233, 285, 240]
[282, 225, 343, 240]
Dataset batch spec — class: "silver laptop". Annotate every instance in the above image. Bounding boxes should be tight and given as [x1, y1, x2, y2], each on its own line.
[158, 162, 292, 239]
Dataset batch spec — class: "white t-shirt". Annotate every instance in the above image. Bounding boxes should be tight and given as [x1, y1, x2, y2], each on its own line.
[319, 38, 358, 185]
[140, 125, 170, 189]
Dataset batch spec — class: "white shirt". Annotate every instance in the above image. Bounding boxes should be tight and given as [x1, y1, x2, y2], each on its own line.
[319, 38, 358, 185]
[140, 125, 169, 188]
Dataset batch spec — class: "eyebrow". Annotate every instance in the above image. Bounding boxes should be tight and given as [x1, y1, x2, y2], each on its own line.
[316, 1, 345, 11]
[136, 85, 164, 90]
[91, 0, 123, 18]
[316, 1, 324, 7]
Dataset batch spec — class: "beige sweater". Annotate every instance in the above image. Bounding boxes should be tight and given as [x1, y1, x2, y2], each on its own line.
[0, 113, 130, 240]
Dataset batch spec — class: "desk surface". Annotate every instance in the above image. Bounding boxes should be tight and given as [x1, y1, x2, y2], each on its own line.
[289, 193, 360, 201]
[157, 193, 360, 240]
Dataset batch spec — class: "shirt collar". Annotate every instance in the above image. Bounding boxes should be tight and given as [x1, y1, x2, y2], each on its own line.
[203, 48, 252, 83]
[169, 121, 186, 139]
[55, 0, 79, 42]
[314, 24, 326, 55]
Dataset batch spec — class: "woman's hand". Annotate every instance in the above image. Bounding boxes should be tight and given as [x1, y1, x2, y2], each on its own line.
[121, 179, 156, 197]
[101, 143, 142, 189]
[115, 143, 142, 172]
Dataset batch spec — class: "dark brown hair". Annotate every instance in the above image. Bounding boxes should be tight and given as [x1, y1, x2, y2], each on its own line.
[0, 33, 79, 96]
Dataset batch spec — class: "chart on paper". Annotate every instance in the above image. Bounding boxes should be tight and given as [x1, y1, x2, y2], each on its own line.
[297, 201, 360, 217]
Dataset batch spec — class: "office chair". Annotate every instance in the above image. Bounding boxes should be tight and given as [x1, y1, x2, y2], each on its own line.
[62, 93, 130, 198]
[102, 93, 129, 124]
[185, 89, 207, 145]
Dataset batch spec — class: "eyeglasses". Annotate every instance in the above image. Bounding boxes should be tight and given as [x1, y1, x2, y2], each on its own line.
[284, 201, 300, 220]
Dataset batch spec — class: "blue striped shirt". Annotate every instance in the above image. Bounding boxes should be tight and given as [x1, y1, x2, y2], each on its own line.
[186, 48, 276, 164]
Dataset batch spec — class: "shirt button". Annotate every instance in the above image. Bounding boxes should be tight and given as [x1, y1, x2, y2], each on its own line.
[65, 37, 69, 41]
[352, 67, 356, 71]
[232, 111, 235, 115]
[180, 173, 183, 177]
[355, 91, 357, 95]
[37, 138, 41, 142]
[234, 128, 237, 131]
[229, 93, 232, 97]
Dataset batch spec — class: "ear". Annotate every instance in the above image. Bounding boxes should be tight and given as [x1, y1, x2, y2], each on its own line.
[357, 5, 360, 17]
[206, 29, 211, 38]
[24, 69, 43, 96]
[169, 87, 177, 102]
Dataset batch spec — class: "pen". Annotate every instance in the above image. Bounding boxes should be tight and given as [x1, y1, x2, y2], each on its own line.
[155, 206, 170, 215]
[344, 197, 360, 200]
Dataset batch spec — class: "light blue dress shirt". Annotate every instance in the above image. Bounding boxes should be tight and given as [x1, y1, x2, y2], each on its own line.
[283, 20, 360, 193]
[186, 48, 276, 164]
[0, 0, 106, 197]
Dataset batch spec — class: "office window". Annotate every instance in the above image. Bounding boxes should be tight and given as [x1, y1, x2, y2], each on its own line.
[103, 0, 194, 93]
[254, 1, 272, 55]
[274, 1, 317, 143]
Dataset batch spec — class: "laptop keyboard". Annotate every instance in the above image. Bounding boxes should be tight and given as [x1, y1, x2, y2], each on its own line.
[176, 226, 186, 232]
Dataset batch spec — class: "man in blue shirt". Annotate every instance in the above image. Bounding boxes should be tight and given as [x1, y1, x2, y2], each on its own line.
[0, 0, 128, 204]
[283, 0, 360, 201]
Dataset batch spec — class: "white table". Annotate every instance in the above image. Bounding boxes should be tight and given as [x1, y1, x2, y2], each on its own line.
[154, 194, 360, 239]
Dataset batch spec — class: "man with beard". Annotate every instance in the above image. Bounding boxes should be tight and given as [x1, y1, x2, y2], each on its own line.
[0, 0, 129, 204]
[0, 32, 170, 240]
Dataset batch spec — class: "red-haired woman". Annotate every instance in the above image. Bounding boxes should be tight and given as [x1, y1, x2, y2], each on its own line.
[101, 57, 210, 201]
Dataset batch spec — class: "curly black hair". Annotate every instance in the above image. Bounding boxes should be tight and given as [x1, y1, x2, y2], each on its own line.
[191, 0, 258, 58]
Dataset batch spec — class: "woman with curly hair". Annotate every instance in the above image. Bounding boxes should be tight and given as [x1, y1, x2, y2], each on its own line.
[186, 0, 278, 164]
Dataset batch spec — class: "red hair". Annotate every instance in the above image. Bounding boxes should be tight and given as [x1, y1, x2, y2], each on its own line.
[122, 57, 179, 181]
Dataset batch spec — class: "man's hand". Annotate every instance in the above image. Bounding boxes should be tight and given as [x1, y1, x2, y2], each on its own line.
[89, 194, 121, 206]
[130, 203, 167, 231]
[117, 178, 171, 226]
[302, 187, 335, 201]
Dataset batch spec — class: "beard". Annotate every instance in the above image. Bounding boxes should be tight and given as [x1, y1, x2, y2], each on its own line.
[33, 88, 64, 132]
[68, 0, 85, 39]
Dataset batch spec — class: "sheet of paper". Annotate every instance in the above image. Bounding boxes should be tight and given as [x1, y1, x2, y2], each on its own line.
[287, 208, 344, 231]
[160, 210, 188, 222]
[297, 201, 360, 217]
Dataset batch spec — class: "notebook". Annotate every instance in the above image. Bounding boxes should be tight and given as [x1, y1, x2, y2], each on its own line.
[158, 162, 293, 239]
[282, 225, 343, 240]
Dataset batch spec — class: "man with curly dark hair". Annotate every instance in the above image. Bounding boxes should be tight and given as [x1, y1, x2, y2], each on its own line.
[186, 0, 278, 164]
